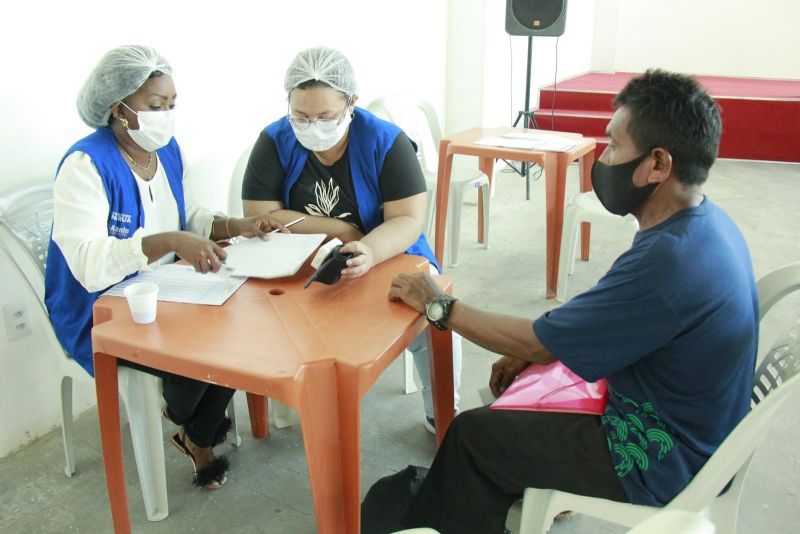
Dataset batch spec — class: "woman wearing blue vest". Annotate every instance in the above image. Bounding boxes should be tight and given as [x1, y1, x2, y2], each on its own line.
[242, 47, 462, 432]
[45, 45, 284, 489]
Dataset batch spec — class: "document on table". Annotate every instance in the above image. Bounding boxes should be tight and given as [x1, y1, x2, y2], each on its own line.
[222, 233, 327, 279]
[103, 264, 247, 306]
[476, 132, 580, 152]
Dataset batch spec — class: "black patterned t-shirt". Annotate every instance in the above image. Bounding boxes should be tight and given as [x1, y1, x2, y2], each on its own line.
[242, 130, 426, 232]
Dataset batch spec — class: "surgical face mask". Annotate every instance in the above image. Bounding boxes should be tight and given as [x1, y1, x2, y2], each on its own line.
[290, 109, 352, 152]
[120, 102, 176, 152]
[591, 152, 657, 216]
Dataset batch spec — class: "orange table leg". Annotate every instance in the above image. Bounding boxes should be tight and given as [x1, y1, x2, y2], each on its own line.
[429, 326, 455, 446]
[336, 364, 365, 534]
[434, 141, 454, 265]
[298, 362, 348, 534]
[94, 352, 131, 534]
[246, 393, 269, 439]
[477, 156, 495, 245]
[579, 150, 595, 262]
[543, 153, 565, 299]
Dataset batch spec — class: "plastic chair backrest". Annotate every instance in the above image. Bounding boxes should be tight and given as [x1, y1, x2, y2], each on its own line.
[0, 183, 54, 277]
[228, 145, 254, 217]
[0, 183, 54, 305]
[752, 261, 800, 405]
[366, 96, 443, 175]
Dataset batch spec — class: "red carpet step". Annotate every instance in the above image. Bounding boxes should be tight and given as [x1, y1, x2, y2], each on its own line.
[534, 72, 800, 163]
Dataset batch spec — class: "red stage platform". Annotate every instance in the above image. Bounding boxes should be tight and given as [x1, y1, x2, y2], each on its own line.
[533, 72, 800, 163]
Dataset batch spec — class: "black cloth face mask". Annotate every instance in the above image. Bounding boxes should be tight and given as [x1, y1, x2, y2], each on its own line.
[591, 152, 657, 216]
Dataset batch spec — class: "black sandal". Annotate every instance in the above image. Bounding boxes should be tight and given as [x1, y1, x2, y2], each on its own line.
[163, 405, 231, 448]
[170, 432, 229, 489]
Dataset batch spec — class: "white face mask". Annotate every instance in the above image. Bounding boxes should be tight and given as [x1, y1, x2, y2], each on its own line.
[291, 112, 352, 152]
[120, 102, 176, 152]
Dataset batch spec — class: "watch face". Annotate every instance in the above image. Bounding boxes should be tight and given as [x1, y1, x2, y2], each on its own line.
[427, 302, 445, 322]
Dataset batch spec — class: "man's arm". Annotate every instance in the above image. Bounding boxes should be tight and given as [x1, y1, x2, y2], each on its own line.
[445, 300, 554, 365]
[389, 272, 555, 396]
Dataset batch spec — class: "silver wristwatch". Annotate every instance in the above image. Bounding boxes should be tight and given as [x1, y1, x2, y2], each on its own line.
[424, 294, 458, 331]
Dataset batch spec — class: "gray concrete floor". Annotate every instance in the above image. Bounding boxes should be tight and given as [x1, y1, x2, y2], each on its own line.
[2, 159, 799, 533]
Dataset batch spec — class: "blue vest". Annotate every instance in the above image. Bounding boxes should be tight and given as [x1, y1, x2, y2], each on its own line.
[44, 127, 186, 376]
[265, 107, 441, 272]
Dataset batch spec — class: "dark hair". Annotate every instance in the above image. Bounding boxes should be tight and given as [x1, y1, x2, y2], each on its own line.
[614, 69, 722, 185]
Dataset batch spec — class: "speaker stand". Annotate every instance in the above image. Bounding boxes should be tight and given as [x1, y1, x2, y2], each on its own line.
[508, 36, 539, 200]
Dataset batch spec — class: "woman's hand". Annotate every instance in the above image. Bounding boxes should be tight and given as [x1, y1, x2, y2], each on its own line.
[173, 232, 228, 273]
[489, 356, 530, 397]
[230, 216, 287, 239]
[339, 240, 374, 278]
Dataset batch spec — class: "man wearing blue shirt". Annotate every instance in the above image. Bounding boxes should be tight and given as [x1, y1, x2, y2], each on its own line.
[388, 70, 758, 534]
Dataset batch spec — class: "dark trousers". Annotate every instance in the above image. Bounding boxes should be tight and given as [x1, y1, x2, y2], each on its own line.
[403, 406, 628, 534]
[119, 360, 235, 448]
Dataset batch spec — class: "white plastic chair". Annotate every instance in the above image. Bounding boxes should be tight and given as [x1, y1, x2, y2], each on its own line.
[366, 96, 491, 268]
[519, 261, 800, 534]
[627, 510, 715, 534]
[556, 191, 639, 302]
[0, 183, 240, 521]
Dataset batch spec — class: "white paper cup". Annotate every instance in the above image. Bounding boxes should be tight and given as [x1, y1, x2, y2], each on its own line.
[123, 282, 159, 324]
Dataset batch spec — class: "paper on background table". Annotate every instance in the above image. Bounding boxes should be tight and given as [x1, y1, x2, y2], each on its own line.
[223, 233, 326, 279]
[103, 264, 247, 306]
[476, 132, 579, 152]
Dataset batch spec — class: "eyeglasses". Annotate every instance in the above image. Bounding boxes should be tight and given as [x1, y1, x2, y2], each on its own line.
[287, 98, 351, 133]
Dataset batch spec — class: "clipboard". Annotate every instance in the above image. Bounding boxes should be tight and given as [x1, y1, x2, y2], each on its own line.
[222, 233, 326, 279]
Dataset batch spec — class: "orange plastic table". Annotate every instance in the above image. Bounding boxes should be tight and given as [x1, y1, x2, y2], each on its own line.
[434, 127, 596, 299]
[91, 254, 454, 534]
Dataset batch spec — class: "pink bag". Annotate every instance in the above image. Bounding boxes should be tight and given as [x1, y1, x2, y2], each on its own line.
[491, 360, 608, 415]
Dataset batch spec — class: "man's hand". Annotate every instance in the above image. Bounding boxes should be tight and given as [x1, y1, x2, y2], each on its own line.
[388, 272, 444, 314]
[339, 241, 374, 278]
[230, 216, 287, 239]
[173, 232, 228, 273]
[489, 356, 530, 397]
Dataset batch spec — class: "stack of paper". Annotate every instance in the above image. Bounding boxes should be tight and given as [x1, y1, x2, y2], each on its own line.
[476, 132, 579, 152]
[103, 264, 247, 306]
[222, 233, 326, 279]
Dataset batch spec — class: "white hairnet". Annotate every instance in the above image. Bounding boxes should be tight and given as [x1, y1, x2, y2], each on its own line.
[284, 47, 357, 97]
[76, 45, 173, 128]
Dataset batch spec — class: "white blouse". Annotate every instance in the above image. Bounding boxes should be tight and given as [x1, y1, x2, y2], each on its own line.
[52, 151, 217, 292]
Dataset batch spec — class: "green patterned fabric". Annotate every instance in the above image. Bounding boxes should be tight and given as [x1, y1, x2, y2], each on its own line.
[603, 389, 675, 477]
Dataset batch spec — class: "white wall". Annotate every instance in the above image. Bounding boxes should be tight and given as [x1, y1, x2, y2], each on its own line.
[0, 0, 449, 457]
[596, 0, 800, 79]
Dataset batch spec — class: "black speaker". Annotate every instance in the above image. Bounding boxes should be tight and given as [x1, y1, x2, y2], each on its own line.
[505, 0, 568, 37]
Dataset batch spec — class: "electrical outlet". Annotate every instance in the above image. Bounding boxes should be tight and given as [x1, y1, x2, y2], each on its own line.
[3, 302, 32, 342]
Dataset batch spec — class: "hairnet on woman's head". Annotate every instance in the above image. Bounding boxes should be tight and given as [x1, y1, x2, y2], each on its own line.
[77, 45, 173, 128]
[284, 47, 357, 97]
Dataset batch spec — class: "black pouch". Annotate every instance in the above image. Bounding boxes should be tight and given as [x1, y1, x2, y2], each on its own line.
[361, 465, 429, 534]
[304, 244, 354, 288]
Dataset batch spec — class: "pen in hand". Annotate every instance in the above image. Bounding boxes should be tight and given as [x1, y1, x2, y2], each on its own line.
[269, 216, 305, 234]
